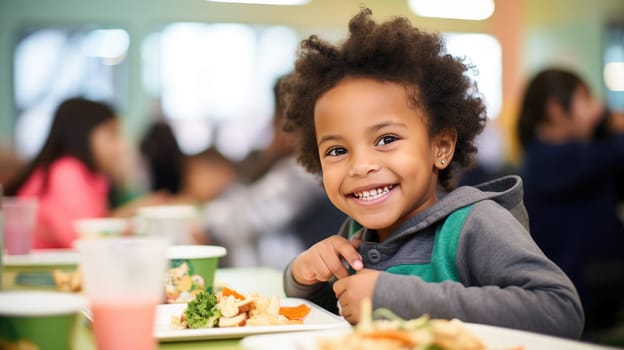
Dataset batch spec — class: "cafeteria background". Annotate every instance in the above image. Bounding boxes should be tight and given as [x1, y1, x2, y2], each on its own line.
[1, 0, 624, 344]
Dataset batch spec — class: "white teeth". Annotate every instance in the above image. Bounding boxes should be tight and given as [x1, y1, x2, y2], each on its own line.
[353, 185, 393, 201]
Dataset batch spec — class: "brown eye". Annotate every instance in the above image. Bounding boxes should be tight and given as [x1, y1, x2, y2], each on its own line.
[376, 135, 399, 146]
[327, 147, 347, 157]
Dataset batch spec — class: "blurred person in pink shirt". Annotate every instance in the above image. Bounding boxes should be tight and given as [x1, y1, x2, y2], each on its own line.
[5, 98, 164, 249]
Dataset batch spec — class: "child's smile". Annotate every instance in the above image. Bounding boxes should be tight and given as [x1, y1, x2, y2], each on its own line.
[314, 78, 455, 241]
[351, 184, 395, 202]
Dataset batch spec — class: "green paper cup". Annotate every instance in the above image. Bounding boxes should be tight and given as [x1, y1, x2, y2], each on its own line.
[0, 291, 87, 350]
[165, 245, 226, 303]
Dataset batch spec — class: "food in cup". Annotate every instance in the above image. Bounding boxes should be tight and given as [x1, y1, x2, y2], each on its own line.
[171, 288, 311, 329]
[52, 269, 82, 292]
[165, 245, 226, 303]
[53, 244, 226, 297]
[165, 261, 205, 303]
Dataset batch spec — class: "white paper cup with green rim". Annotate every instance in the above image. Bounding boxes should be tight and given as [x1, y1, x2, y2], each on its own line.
[0, 291, 87, 350]
[74, 217, 129, 239]
[164, 245, 226, 303]
[138, 205, 198, 244]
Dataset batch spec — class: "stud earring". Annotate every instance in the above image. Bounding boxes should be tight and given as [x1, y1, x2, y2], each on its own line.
[440, 159, 446, 165]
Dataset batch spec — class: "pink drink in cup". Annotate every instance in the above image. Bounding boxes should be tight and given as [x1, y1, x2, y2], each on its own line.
[75, 238, 169, 350]
[91, 300, 158, 350]
[2, 197, 37, 255]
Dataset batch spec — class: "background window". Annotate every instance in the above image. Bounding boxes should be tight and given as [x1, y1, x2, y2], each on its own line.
[13, 27, 130, 158]
[445, 33, 503, 119]
[12, 25, 502, 161]
[604, 21, 624, 111]
[143, 26, 501, 159]
[142, 23, 298, 158]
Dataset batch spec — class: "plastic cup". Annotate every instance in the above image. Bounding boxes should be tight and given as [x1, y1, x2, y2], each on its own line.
[0, 291, 87, 350]
[75, 237, 169, 350]
[2, 197, 37, 255]
[138, 205, 198, 244]
[165, 245, 227, 303]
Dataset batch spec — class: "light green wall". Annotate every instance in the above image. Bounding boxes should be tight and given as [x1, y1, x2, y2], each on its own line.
[523, 0, 624, 97]
[0, 0, 489, 144]
[1, 0, 622, 144]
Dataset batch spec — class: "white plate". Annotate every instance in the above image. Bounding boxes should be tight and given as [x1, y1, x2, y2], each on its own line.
[155, 298, 350, 341]
[3, 249, 79, 266]
[241, 323, 620, 350]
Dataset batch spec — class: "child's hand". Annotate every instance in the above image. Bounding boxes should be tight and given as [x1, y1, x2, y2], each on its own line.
[333, 269, 380, 324]
[291, 236, 363, 285]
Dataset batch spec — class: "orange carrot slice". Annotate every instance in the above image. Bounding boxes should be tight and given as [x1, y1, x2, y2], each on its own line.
[222, 287, 245, 300]
[279, 304, 311, 320]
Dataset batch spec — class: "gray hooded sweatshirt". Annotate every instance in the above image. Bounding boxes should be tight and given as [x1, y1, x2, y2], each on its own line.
[284, 176, 584, 339]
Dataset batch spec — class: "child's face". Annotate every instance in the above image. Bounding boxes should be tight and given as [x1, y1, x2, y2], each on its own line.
[183, 157, 235, 202]
[91, 118, 125, 176]
[566, 85, 604, 141]
[315, 78, 455, 238]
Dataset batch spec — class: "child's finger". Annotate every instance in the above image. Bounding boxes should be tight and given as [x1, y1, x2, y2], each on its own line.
[349, 239, 364, 271]
[319, 248, 350, 280]
[291, 248, 332, 284]
[333, 279, 357, 322]
[335, 241, 363, 272]
[333, 276, 347, 298]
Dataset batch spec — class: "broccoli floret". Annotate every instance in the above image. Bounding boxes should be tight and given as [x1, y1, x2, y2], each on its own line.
[184, 292, 221, 329]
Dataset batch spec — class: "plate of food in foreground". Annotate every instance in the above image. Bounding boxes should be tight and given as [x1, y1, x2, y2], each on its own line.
[155, 288, 350, 341]
[241, 300, 619, 350]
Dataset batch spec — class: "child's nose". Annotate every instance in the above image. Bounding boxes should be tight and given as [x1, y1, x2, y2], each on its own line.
[347, 151, 380, 177]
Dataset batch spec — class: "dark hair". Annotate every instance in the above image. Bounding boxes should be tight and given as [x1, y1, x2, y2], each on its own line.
[282, 8, 486, 190]
[271, 74, 289, 131]
[140, 121, 183, 194]
[273, 75, 286, 116]
[5, 97, 116, 195]
[517, 68, 587, 147]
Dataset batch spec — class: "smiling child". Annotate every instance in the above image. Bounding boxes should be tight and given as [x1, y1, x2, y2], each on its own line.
[282, 9, 584, 339]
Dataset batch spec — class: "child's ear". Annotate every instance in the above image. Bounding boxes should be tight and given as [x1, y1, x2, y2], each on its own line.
[433, 128, 457, 170]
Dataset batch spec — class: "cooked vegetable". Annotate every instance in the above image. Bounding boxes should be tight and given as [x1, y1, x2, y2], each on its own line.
[279, 304, 311, 320]
[184, 291, 221, 329]
[319, 300, 487, 350]
[172, 288, 311, 330]
[222, 287, 245, 300]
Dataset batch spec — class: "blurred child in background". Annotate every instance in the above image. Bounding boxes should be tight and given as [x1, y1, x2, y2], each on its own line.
[6, 97, 166, 248]
[517, 68, 624, 335]
[140, 121, 235, 203]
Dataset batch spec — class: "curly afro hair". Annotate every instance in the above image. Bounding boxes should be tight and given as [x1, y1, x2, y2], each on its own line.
[282, 8, 486, 190]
